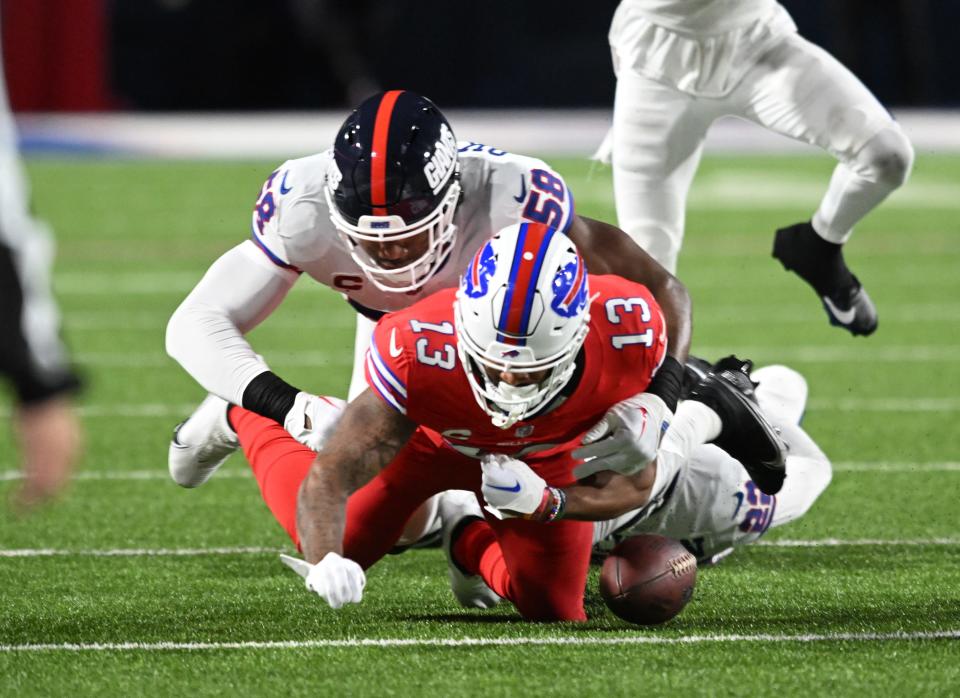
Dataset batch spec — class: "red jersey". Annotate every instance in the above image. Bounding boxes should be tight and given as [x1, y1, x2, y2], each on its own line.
[364, 275, 667, 462]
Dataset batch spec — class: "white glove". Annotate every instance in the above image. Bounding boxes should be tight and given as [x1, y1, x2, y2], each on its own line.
[284, 392, 347, 451]
[304, 552, 366, 609]
[480, 454, 547, 520]
[572, 392, 671, 479]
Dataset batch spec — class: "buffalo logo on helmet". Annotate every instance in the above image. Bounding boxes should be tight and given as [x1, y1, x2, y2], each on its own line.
[463, 240, 498, 299]
[550, 255, 588, 318]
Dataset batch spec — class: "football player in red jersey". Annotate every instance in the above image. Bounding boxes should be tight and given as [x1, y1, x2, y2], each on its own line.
[229, 221, 784, 621]
[230, 221, 673, 620]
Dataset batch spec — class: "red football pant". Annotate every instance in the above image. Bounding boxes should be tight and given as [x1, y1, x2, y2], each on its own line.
[230, 406, 593, 622]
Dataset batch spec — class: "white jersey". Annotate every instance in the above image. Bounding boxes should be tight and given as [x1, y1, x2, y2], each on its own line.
[166, 141, 576, 405]
[251, 142, 575, 318]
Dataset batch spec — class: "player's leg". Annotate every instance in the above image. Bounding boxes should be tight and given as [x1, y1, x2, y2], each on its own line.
[738, 33, 914, 335]
[608, 70, 713, 273]
[0, 231, 82, 510]
[350, 312, 443, 548]
[603, 364, 828, 560]
[446, 453, 595, 621]
[452, 513, 594, 622]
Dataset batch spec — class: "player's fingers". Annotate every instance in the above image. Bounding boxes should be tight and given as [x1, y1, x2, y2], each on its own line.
[572, 432, 627, 461]
[572, 459, 608, 480]
[580, 417, 612, 445]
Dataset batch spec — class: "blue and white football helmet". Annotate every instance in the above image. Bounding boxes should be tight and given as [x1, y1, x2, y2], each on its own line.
[454, 222, 591, 428]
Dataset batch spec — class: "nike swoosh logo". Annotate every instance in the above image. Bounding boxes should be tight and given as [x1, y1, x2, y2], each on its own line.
[512, 175, 527, 203]
[279, 171, 293, 195]
[389, 328, 403, 358]
[822, 295, 856, 325]
[489, 481, 522, 493]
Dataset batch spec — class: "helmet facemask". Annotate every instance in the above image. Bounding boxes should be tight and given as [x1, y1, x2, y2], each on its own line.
[325, 177, 460, 292]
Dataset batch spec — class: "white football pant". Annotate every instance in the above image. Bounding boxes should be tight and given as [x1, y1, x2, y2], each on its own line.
[608, 30, 914, 272]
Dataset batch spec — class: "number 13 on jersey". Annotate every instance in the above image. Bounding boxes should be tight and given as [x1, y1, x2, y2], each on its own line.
[606, 297, 655, 350]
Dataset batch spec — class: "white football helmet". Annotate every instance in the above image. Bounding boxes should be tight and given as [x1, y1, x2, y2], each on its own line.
[454, 222, 591, 429]
[324, 90, 461, 293]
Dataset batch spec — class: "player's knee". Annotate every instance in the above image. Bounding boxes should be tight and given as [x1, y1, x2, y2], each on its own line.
[859, 127, 914, 189]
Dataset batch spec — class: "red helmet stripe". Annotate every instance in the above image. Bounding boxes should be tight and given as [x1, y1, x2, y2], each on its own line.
[370, 90, 404, 216]
[500, 222, 554, 340]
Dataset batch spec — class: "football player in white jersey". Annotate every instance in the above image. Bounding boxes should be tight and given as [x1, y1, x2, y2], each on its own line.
[481, 359, 831, 565]
[165, 90, 692, 543]
[597, 0, 914, 336]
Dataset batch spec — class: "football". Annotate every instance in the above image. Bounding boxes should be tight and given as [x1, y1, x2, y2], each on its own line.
[599, 534, 697, 625]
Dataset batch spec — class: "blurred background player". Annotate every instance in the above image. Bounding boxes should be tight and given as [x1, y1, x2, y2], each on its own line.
[596, 0, 915, 336]
[0, 31, 83, 512]
[165, 90, 691, 544]
[482, 360, 831, 566]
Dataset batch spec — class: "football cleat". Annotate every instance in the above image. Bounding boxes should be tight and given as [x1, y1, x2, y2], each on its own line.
[168, 394, 239, 488]
[686, 356, 787, 495]
[679, 355, 712, 400]
[439, 490, 501, 609]
[772, 221, 877, 336]
[820, 277, 878, 336]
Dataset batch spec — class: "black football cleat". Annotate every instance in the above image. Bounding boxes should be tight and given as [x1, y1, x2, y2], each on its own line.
[820, 276, 878, 336]
[686, 356, 787, 495]
[773, 221, 877, 336]
[679, 355, 712, 400]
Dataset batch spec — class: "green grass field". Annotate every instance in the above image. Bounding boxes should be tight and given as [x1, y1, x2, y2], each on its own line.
[2, 153, 959, 696]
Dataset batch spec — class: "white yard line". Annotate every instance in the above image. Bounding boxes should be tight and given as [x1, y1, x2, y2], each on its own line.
[2, 630, 958, 652]
[0, 470, 251, 481]
[1, 538, 956, 559]
[756, 539, 960, 547]
[0, 547, 282, 558]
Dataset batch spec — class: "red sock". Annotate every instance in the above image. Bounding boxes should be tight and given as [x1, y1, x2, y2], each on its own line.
[229, 405, 314, 548]
[452, 519, 511, 599]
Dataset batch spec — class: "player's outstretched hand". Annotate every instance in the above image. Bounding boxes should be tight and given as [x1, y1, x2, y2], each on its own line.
[284, 392, 347, 451]
[480, 454, 547, 519]
[303, 552, 366, 609]
[572, 392, 672, 479]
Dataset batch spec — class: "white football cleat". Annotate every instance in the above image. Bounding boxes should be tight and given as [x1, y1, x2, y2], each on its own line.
[168, 394, 239, 488]
[439, 490, 501, 609]
[752, 365, 808, 426]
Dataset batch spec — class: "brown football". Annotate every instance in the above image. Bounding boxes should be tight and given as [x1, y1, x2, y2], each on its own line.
[599, 534, 697, 625]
